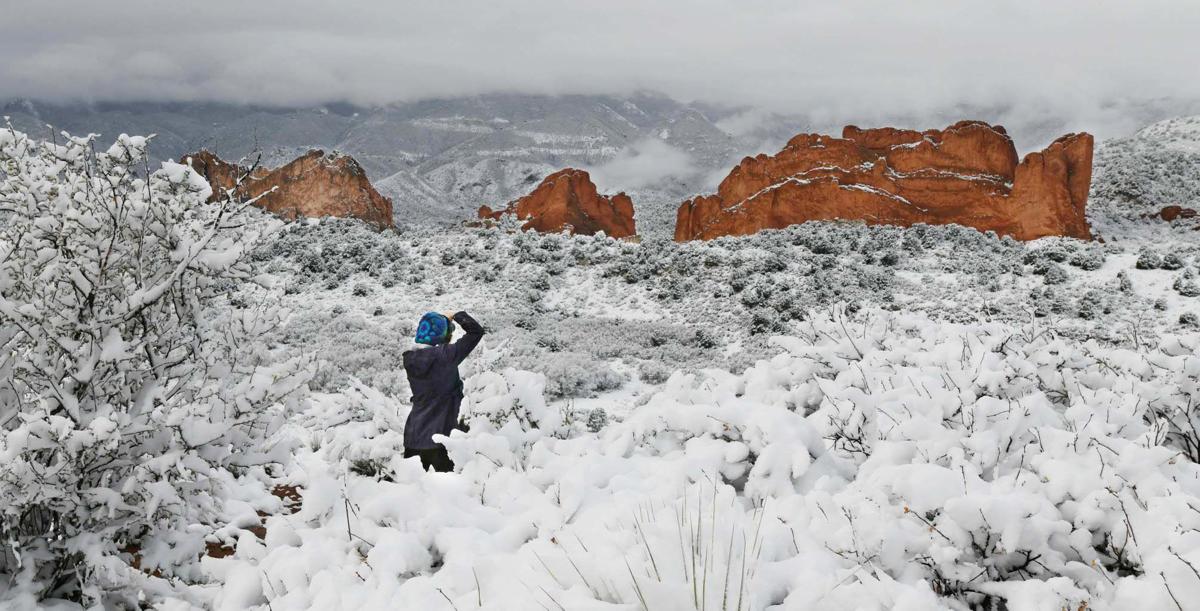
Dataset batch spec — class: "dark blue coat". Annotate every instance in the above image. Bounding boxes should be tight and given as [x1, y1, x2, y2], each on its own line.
[402, 311, 485, 450]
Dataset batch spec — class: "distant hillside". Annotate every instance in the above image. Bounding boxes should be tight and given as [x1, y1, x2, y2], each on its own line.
[2, 94, 776, 233]
[1092, 115, 1200, 220]
[8, 95, 1200, 234]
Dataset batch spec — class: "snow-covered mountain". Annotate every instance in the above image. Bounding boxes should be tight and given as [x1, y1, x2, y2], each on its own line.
[1131, 115, 1200, 153]
[1091, 114, 1200, 222]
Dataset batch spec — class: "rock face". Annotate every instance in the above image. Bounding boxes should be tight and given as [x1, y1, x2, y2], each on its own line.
[181, 150, 393, 228]
[180, 150, 259, 202]
[675, 121, 1093, 242]
[479, 169, 637, 238]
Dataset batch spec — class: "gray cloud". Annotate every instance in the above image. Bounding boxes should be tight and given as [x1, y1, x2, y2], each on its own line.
[2, 0, 1198, 140]
[587, 138, 696, 192]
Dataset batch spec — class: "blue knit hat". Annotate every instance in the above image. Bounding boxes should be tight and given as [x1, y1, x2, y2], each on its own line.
[415, 312, 455, 345]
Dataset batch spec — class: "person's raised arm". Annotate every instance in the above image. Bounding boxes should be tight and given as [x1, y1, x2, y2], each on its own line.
[447, 311, 485, 364]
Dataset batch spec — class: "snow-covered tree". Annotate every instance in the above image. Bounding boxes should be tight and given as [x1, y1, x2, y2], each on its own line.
[0, 125, 310, 605]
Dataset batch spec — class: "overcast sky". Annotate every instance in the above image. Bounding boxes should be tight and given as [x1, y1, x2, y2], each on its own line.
[2, 0, 1198, 137]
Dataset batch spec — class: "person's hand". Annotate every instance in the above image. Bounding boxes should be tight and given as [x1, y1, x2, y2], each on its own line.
[443, 311, 458, 321]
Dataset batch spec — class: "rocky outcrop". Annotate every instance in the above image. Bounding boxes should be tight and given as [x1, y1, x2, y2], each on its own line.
[1157, 205, 1198, 222]
[182, 150, 268, 202]
[675, 121, 1093, 242]
[479, 168, 637, 238]
[180, 150, 393, 228]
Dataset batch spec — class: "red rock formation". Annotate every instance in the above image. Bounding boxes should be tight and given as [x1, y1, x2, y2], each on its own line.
[180, 150, 393, 229]
[1158, 205, 1198, 222]
[675, 121, 1093, 242]
[181, 150, 265, 203]
[479, 168, 637, 238]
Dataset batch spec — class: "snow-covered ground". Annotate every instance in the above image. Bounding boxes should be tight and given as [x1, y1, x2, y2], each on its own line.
[188, 200, 1199, 609]
[205, 304, 1200, 610]
[3, 119, 1200, 610]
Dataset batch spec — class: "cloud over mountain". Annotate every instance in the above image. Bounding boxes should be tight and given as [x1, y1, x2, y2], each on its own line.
[588, 137, 696, 192]
[2, 0, 1197, 139]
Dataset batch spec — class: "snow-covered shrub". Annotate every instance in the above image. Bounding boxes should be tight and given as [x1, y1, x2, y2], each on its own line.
[1076, 289, 1107, 320]
[462, 369, 563, 435]
[1162, 252, 1186, 271]
[1042, 263, 1069, 285]
[1069, 248, 1106, 271]
[1041, 244, 1070, 263]
[539, 353, 627, 399]
[194, 303, 1200, 610]
[585, 408, 608, 432]
[252, 211, 1183, 411]
[1174, 275, 1200, 297]
[1030, 287, 1068, 318]
[296, 379, 408, 479]
[0, 127, 310, 605]
[637, 360, 672, 384]
[1117, 270, 1134, 293]
[798, 313, 1200, 609]
[1136, 249, 1163, 270]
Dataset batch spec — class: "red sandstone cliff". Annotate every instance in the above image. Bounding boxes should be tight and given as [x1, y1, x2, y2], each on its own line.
[180, 150, 257, 202]
[479, 169, 637, 238]
[674, 121, 1093, 242]
[181, 150, 393, 229]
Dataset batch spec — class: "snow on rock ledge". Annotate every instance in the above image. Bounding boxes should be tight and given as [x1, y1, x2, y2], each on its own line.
[675, 121, 1094, 242]
[478, 168, 638, 238]
[181, 149, 394, 229]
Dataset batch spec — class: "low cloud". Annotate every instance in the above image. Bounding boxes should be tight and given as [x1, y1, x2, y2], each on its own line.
[1, 1, 1198, 141]
[588, 138, 696, 192]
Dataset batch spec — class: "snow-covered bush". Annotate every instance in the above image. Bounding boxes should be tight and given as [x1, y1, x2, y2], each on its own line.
[0, 127, 310, 605]
[637, 360, 672, 384]
[798, 314, 1200, 609]
[1069, 247, 1106, 271]
[1162, 252, 1186, 271]
[296, 379, 408, 480]
[189, 301, 1200, 610]
[585, 407, 608, 432]
[283, 308, 411, 394]
[1041, 263, 1070, 285]
[538, 353, 627, 399]
[461, 369, 564, 438]
[1136, 249, 1163, 270]
[251, 210, 1183, 409]
[1175, 274, 1200, 298]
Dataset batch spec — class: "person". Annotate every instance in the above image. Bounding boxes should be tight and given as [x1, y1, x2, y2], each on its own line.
[402, 310, 485, 472]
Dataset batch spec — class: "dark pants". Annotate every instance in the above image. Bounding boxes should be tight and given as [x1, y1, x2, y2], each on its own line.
[403, 446, 454, 472]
